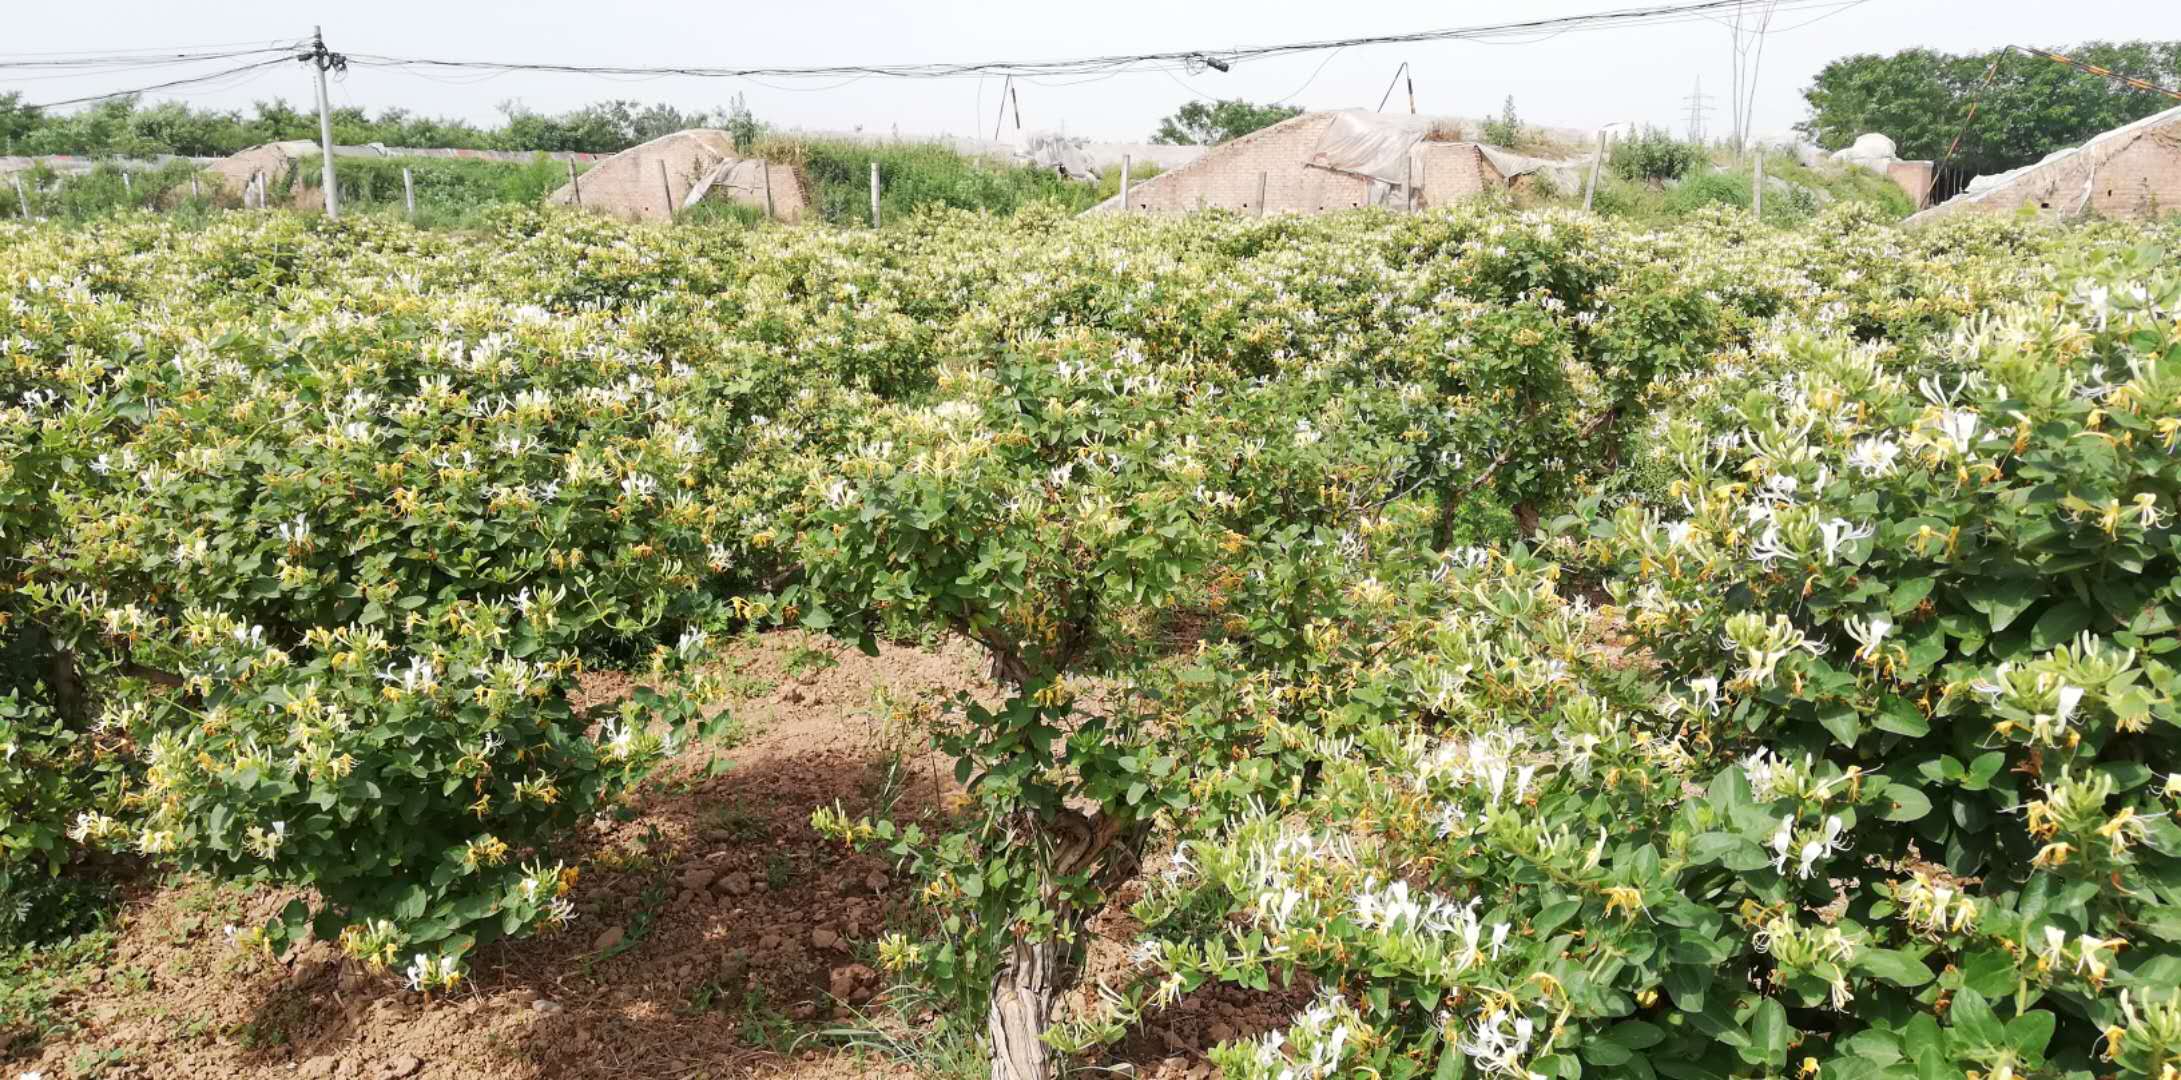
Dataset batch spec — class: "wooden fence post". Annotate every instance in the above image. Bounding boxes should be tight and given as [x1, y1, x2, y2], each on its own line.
[1257, 171, 1268, 217]
[403, 167, 415, 218]
[762, 162, 775, 220]
[567, 159, 581, 206]
[658, 159, 676, 221]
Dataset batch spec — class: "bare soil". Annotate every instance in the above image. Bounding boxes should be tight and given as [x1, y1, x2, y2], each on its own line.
[12, 632, 1287, 1080]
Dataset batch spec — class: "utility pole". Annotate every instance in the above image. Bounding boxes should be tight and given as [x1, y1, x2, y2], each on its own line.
[305, 27, 345, 220]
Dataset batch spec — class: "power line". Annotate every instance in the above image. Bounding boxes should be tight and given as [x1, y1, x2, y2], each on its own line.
[24, 56, 298, 110]
[337, 0, 1864, 84]
[0, 46, 298, 71]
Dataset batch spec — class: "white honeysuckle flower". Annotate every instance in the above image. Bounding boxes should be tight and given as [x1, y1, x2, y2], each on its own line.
[1935, 410, 1981, 457]
[1845, 614, 1893, 663]
[1817, 518, 1874, 564]
[1849, 436, 1901, 477]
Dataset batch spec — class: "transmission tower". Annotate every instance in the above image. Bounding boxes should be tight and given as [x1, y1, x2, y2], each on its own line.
[1684, 75, 1716, 143]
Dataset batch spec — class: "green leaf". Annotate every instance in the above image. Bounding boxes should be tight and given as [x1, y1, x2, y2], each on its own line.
[2028, 601, 2092, 650]
[1947, 987, 2005, 1048]
[2006, 1009, 2055, 1063]
[1745, 998, 1788, 1066]
[1880, 785, 1933, 822]
[1858, 948, 1934, 987]
[1433, 1041, 1467, 1080]
[1889, 576, 1935, 615]
[1818, 702, 1863, 748]
[1968, 580, 2039, 633]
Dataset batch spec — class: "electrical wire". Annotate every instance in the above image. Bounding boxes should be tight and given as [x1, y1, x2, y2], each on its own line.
[0, 46, 297, 71]
[337, 0, 1866, 83]
[1271, 47, 1346, 105]
[0, 37, 294, 59]
[25, 56, 298, 110]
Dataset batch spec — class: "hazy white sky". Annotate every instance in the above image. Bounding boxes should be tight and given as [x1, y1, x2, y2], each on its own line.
[8, 0, 2170, 144]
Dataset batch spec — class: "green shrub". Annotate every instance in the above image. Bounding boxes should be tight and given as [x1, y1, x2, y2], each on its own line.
[1595, 244, 2181, 1078]
[1612, 126, 1707, 183]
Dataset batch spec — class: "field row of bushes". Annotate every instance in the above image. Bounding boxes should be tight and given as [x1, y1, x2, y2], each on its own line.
[4, 199, 2179, 1078]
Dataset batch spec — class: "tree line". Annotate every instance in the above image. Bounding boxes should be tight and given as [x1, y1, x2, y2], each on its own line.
[1799, 40, 2180, 192]
[0, 94, 757, 158]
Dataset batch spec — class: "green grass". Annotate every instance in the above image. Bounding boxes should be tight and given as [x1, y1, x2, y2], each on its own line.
[287, 152, 585, 228]
[753, 137, 1100, 226]
[0, 875, 120, 1057]
[1585, 150, 1913, 226]
[6, 159, 223, 223]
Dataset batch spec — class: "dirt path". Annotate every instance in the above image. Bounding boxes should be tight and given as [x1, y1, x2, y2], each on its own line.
[14, 633, 989, 1080]
[14, 631, 1306, 1080]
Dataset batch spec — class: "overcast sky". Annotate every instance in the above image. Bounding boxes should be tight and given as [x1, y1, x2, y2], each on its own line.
[8, 0, 2168, 145]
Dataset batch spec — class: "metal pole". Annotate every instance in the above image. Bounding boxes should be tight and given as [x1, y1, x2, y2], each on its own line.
[311, 27, 339, 220]
[1752, 151, 1764, 218]
[1584, 129, 1607, 212]
[1256, 171, 1267, 217]
[1010, 83, 1022, 131]
[658, 159, 675, 220]
[1407, 74, 1416, 115]
[1119, 154, 1131, 211]
[869, 161, 880, 227]
[567, 159, 581, 206]
[403, 167, 415, 217]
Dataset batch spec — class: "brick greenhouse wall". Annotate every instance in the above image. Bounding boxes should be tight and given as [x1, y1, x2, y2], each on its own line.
[1885, 161, 1934, 209]
[1917, 114, 2181, 222]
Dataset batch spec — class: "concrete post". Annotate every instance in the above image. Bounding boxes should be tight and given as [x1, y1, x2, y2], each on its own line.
[1257, 171, 1267, 217]
[1753, 152, 1764, 219]
[659, 159, 675, 221]
[312, 26, 339, 220]
[1584, 130, 1607, 212]
[869, 161, 881, 228]
[1119, 154, 1132, 211]
[403, 167, 415, 218]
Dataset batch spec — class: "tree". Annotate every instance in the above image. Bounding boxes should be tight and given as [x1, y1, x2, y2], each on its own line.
[1482, 94, 1525, 148]
[0, 93, 39, 154]
[1150, 98, 1302, 145]
[1799, 40, 2181, 192]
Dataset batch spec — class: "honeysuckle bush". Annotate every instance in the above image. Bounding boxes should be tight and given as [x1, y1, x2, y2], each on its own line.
[6, 202, 2180, 1074]
[1582, 244, 2181, 1077]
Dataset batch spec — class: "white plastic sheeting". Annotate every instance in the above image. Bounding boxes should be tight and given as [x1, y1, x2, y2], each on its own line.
[1308, 109, 1592, 195]
[1307, 110, 1440, 185]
